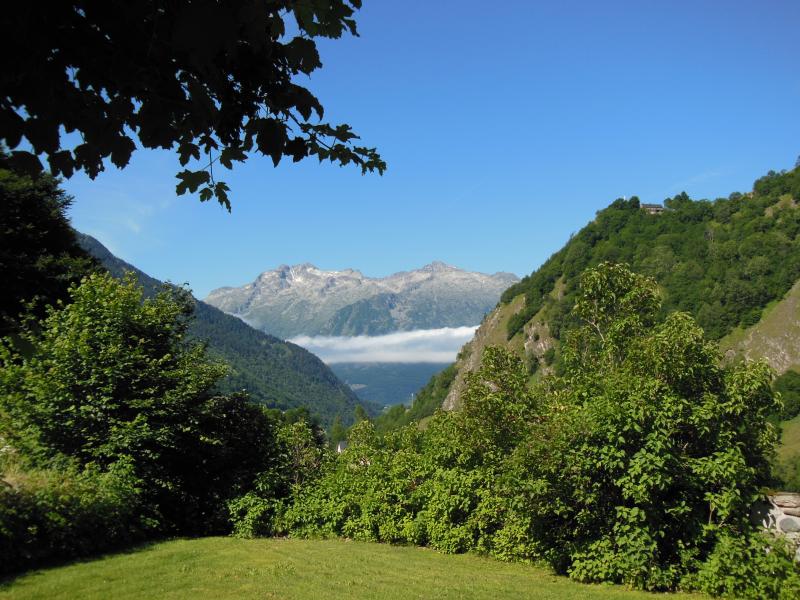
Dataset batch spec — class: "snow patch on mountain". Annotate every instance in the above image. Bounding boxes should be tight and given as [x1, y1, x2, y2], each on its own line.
[204, 262, 518, 338]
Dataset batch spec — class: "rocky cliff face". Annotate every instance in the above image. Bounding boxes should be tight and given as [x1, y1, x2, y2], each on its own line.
[204, 262, 519, 338]
[442, 286, 560, 410]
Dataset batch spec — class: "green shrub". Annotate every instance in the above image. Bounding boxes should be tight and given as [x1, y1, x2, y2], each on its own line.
[687, 532, 800, 599]
[1, 273, 285, 549]
[281, 263, 798, 596]
[775, 370, 800, 421]
[228, 418, 327, 537]
[0, 457, 144, 575]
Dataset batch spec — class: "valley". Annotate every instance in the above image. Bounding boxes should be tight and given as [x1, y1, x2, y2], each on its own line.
[2, 3, 800, 593]
[329, 362, 450, 408]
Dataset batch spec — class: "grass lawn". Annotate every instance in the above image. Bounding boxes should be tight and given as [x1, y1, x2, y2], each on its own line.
[0, 537, 705, 600]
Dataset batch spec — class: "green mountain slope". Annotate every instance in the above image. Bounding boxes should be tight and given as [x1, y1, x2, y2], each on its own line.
[441, 166, 800, 410]
[720, 279, 800, 373]
[77, 234, 370, 426]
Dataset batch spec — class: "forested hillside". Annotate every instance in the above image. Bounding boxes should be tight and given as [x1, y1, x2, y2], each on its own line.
[503, 166, 800, 344]
[403, 166, 800, 415]
[77, 234, 371, 426]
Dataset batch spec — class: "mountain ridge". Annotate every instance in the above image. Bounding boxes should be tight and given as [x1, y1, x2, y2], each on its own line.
[204, 262, 519, 338]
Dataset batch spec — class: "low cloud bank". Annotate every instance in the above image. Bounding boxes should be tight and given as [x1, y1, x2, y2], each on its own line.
[289, 326, 478, 364]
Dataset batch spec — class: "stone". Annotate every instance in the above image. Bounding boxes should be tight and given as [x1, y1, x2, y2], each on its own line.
[771, 493, 800, 509]
[778, 517, 800, 533]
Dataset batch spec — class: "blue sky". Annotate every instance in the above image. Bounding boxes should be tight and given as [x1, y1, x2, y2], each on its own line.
[65, 0, 800, 298]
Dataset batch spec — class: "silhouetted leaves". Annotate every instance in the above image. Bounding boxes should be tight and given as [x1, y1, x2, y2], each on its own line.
[1, 1, 385, 209]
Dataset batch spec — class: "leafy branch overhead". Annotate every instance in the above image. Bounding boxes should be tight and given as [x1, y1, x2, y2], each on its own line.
[0, 1, 385, 209]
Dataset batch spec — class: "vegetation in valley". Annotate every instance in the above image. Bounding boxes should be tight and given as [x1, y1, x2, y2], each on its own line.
[13, 3, 800, 598]
[370, 363, 458, 432]
[328, 362, 448, 408]
[2, 151, 799, 596]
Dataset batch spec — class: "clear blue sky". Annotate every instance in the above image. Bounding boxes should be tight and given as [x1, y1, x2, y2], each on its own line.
[65, 0, 800, 298]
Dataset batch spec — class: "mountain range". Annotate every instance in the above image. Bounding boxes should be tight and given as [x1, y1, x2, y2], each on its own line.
[77, 234, 371, 426]
[204, 262, 518, 338]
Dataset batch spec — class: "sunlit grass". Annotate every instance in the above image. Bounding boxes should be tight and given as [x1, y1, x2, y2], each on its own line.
[0, 537, 705, 599]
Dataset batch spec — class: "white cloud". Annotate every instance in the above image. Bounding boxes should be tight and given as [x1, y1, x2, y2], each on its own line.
[289, 326, 477, 363]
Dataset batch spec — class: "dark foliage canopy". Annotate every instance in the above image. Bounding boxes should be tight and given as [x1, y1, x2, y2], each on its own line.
[0, 160, 97, 334]
[0, 1, 384, 209]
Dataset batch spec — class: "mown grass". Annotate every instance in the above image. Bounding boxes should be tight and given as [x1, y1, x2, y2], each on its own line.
[0, 537, 704, 600]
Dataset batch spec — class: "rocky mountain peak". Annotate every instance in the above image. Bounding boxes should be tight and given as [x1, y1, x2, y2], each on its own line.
[204, 262, 520, 339]
[421, 261, 458, 273]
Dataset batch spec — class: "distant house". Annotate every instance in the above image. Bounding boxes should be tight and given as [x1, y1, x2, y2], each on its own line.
[336, 440, 349, 453]
[641, 203, 665, 215]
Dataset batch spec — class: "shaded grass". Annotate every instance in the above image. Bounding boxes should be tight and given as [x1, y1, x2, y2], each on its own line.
[0, 537, 704, 600]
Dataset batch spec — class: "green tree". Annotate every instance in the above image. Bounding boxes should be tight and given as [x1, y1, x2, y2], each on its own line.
[774, 370, 800, 421]
[512, 263, 781, 589]
[0, 272, 279, 534]
[329, 414, 347, 445]
[501, 166, 800, 344]
[354, 404, 369, 423]
[0, 158, 96, 334]
[1, 1, 384, 209]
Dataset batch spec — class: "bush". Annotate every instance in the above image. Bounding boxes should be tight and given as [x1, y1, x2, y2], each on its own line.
[775, 370, 800, 421]
[280, 263, 798, 596]
[228, 418, 327, 538]
[0, 457, 145, 575]
[687, 532, 800, 599]
[1, 273, 284, 545]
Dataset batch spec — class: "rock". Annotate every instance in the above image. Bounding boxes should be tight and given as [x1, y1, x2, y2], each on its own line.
[778, 517, 800, 533]
[751, 501, 776, 528]
[771, 493, 800, 509]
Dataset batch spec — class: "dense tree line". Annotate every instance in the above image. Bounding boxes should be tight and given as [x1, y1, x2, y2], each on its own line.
[371, 364, 458, 433]
[0, 158, 98, 335]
